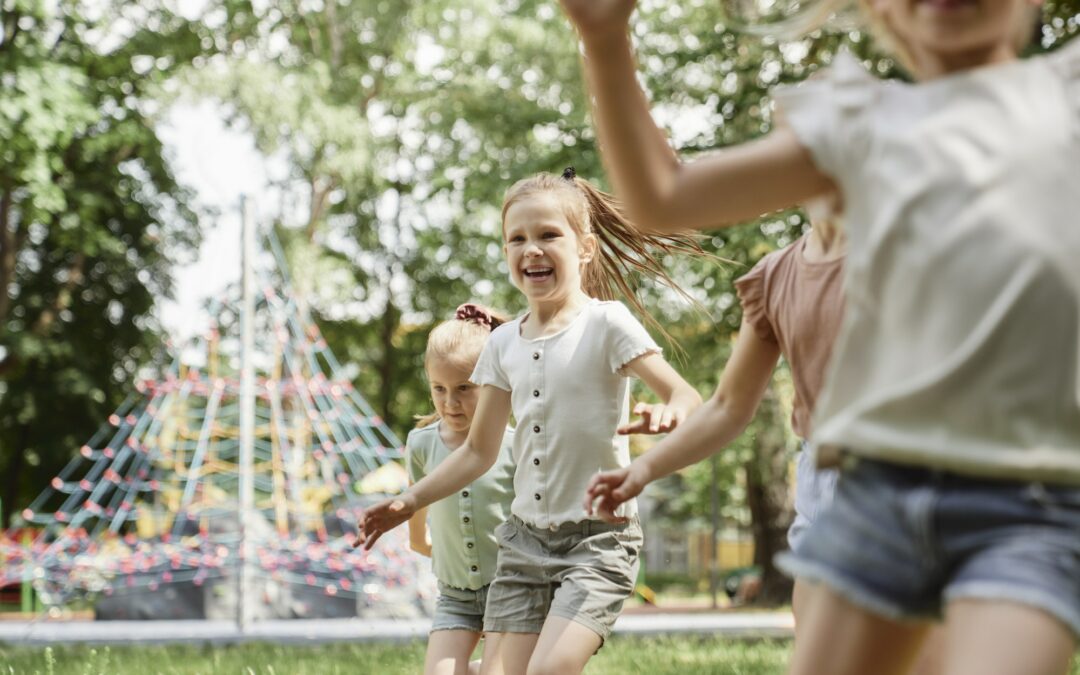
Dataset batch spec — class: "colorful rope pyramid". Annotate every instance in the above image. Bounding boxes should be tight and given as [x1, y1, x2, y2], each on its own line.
[0, 233, 432, 619]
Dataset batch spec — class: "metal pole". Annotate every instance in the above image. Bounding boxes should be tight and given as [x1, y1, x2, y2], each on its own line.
[238, 196, 256, 632]
[710, 454, 719, 609]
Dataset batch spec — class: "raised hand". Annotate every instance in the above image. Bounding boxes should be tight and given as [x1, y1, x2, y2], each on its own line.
[583, 464, 648, 523]
[557, 0, 636, 40]
[618, 401, 684, 435]
[353, 493, 418, 551]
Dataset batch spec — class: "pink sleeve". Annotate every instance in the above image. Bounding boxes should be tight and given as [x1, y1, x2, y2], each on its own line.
[734, 258, 777, 343]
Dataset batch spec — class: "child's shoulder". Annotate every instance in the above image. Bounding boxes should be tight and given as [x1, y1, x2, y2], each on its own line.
[407, 422, 441, 446]
[744, 234, 806, 280]
[488, 316, 522, 342]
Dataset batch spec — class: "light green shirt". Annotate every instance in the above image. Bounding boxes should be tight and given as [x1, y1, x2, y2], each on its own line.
[407, 422, 515, 590]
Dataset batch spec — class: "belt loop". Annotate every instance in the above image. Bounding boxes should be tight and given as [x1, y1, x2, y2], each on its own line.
[583, 519, 591, 537]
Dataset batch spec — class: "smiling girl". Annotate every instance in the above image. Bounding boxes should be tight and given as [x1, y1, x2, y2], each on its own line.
[357, 168, 706, 675]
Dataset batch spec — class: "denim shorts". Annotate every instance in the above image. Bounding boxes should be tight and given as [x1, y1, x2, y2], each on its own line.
[483, 515, 643, 641]
[777, 457, 1080, 637]
[431, 582, 488, 633]
[788, 443, 840, 552]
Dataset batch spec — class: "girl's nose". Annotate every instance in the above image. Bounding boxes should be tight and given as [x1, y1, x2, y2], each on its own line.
[524, 242, 543, 257]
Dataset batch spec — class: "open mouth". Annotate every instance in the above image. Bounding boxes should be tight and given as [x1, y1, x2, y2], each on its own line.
[523, 266, 554, 281]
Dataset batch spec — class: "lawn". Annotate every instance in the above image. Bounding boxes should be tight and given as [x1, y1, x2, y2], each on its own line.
[0, 638, 1077, 675]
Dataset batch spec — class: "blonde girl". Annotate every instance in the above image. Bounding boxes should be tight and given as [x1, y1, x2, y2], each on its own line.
[405, 303, 515, 675]
[560, 2, 1080, 674]
[358, 168, 705, 675]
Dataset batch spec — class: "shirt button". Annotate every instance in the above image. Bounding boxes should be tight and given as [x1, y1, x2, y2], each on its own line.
[471, 565, 478, 572]
[534, 493, 541, 501]
[533, 390, 540, 397]
[467, 542, 474, 549]
[462, 491, 469, 498]
[533, 425, 540, 433]
[463, 516, 470, 523]
[532, 352, 540, 360]
[532, 458, 540, 466]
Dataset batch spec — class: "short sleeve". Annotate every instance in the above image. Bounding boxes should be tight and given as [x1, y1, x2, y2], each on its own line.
[734, 257, 778, 343]
[771, 50, 878, 180]
[604, 302, 662, 375]
[405, 432, 427, 484]
[469, 324, 511, 391]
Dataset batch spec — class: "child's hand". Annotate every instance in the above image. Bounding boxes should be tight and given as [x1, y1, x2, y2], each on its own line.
[558, 0, 636, 40]
[618, 401, 683, 435]
[583, 464, 648, 523]
[353, 494, 418, 551]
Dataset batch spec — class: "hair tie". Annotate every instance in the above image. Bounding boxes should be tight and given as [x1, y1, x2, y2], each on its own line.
[455, 303, 495, 331]
[561, 166, 576, 181]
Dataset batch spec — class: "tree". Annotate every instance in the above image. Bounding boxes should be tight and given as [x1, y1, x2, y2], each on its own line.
[0, 0, 211, 523]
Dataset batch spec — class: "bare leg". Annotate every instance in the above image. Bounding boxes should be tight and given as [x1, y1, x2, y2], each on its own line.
[788, 583, 929, 675]
[792, 578, 812, 630]
[478, 631, 539, 675]
[909, 625, 947, 675]
[524, 616, 603, 675]
[942, 599, 1076, 675]
[425, 630, 483, 675]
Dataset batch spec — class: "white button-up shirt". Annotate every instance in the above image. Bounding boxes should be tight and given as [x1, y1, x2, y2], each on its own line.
[472, 299, 661, 527]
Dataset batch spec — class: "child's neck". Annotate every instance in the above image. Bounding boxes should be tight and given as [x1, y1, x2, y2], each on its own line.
[521, 290, 592, 339]
[909, 43, 1019, 81]
[804, 226, 846, 263]
[439, 421, 468, 451]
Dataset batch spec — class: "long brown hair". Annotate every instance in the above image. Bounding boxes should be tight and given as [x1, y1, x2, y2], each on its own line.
[501, 169, 713, 348]
[415, 304, 509, 429]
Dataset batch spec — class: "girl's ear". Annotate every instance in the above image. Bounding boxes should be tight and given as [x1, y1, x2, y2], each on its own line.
[579, 232, 598, 265]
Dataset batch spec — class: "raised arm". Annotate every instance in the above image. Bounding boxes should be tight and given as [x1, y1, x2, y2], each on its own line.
[558, 0, 833, 234]
[586, 319, 780, 520]
[356, 385, 513, 550]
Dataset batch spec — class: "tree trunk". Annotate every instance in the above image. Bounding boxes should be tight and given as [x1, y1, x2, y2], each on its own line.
[744, 385, 795, 607]
[377, 298, 399, 430]
[3, 424, 29, 528]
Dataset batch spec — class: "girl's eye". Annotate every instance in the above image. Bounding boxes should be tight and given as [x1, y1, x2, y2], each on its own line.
[432, 386, 445, 393]
[542, 231, 559, 239]
[457, 385, 471, 392]
[509, 234, 525, 243]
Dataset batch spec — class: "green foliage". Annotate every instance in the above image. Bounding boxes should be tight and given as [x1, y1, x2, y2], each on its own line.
[0, 0, 213, 523]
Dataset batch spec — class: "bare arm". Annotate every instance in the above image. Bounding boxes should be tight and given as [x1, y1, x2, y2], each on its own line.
[406, 496, 432, 557]
[622, 352, 703, 433]
[356, 385, 513, 550]
[586, 319, 780, 520]
[559, 0, 833, 234]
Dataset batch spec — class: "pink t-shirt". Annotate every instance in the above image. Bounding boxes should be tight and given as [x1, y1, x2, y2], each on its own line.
[734, 233, 845, 439]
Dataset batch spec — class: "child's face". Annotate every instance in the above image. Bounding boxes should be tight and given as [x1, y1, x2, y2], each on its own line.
[427, 359, 480, 435]
[871, 0, 1038, 69]
[503, 193, 596, 305]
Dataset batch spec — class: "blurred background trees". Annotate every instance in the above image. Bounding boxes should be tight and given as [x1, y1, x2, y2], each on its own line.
[2, 0, 1077, 603]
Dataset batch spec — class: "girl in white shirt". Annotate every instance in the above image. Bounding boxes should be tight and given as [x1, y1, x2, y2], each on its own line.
[357, 169, 703, 675]
[560, 2, 1080, 675]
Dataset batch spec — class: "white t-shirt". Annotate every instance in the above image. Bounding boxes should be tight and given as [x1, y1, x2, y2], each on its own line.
[471, 299, 661, 527]
[774, 42, 1080, 483]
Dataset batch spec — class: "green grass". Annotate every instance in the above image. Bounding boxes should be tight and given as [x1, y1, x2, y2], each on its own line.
[0, 638, 1076, 675]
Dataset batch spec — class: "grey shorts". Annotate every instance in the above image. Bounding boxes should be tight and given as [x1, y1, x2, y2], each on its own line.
[777, 457, 1080, 638]
[431, 582, 488, 633]
[788, 444, 840, 552]
[483, 515, 643, 641]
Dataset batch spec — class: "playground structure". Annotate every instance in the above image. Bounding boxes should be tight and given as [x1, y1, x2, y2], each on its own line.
[0, 212, 433, 622]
